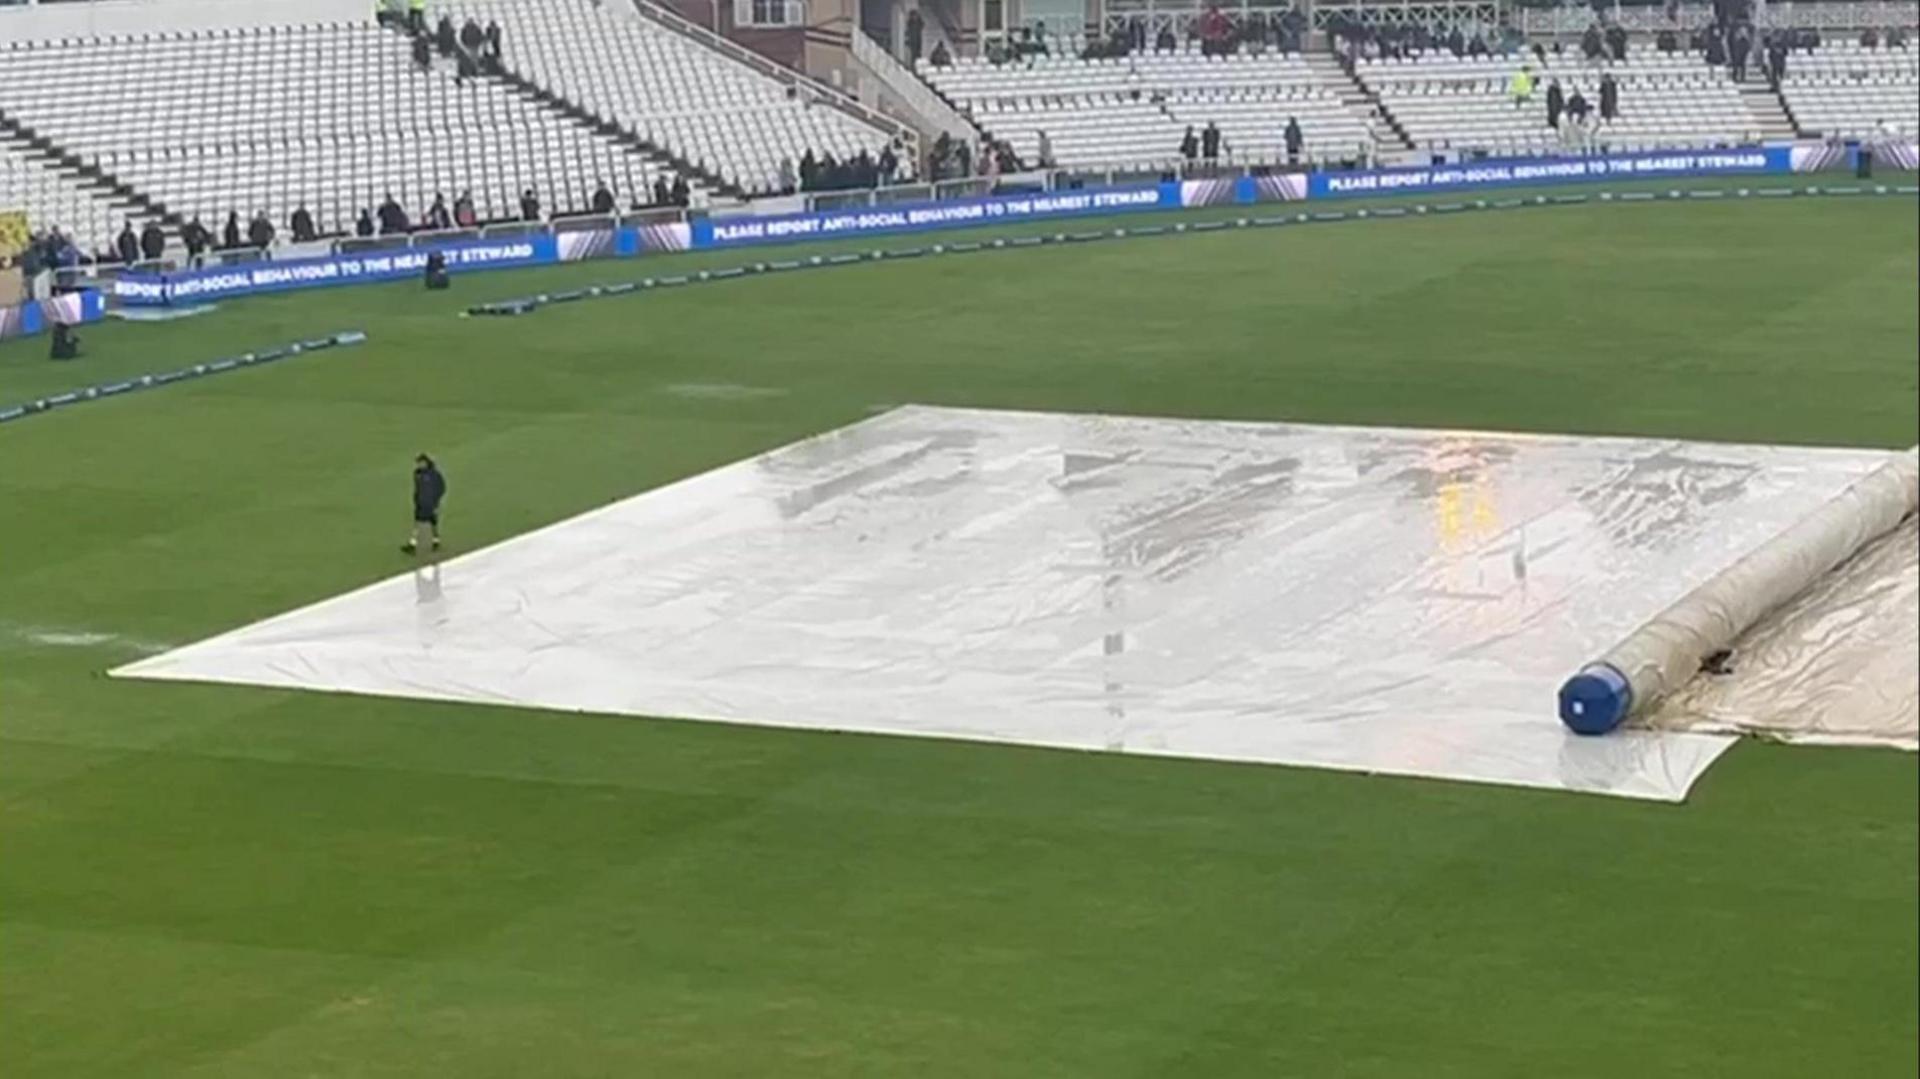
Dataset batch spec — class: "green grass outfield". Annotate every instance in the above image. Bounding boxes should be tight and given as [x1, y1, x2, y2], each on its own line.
[1, 190, 1915, 1077]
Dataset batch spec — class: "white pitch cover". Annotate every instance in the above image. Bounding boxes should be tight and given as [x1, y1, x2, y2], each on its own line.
[115, 407, 1900, 801]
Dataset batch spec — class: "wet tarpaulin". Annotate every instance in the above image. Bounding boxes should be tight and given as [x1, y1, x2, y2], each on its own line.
[116, 408, 1902, 801]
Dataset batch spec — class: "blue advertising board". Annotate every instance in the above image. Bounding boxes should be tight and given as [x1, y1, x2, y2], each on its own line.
[1308, 147, 1792, 199]
[690, 184, 1180, 248]
[115, 235, 563, 306]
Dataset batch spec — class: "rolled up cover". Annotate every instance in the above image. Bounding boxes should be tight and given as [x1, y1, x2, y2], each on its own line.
[1561, 447, 1920, 734]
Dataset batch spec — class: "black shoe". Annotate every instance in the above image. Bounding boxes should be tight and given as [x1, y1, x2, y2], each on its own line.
[401, 544, 417, 555]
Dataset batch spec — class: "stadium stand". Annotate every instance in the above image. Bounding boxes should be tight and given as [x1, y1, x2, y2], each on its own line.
[1357, 48, 1763, 156]
[0, 21, 667, 245]
[1, 138, 156, 260]
[450, 0, 910, 195]
[1777, 41, 1919, 138]
[920, 49, 1376, 168]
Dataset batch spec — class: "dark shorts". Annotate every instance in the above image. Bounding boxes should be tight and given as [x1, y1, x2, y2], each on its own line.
[413, 510, 439, 525]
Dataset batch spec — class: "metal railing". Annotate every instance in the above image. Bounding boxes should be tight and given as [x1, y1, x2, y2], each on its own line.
[1314, 1, 1504, 31]
[850, 26, 979, 143]
[1517, 0, 1919, 33]
[626, 0, 918, 153]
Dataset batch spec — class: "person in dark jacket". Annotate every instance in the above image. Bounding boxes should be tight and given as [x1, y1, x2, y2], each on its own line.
[290, 204, 316, 242]
[1179, 125, 1199, 161]
[1546, 77, 1565, 129]
[1598, 72, 1619, 121]
[356, 208, 376, 237]
[591, 180, 616, 214]
[412, 32, 432, 71]
[402, 453, 448, 556]
[670, 175, 690, 207]
[1581, 22, 1604, 59]
[1565, 88, 1590, 124]
[1729, 23, 1751, 80]
[424, 192, 452, 230]
[652, 175, 672, 206]
[221, 211, 242, 249]
[139, 220, 166, 261]
[115, 220, 139, 265]
[460, 18, 485, 51]
[1200, 121, 1221, 163]
[520, 187, 541, 221]
[484, 20, 502, 60]
[182, 215, 210, 264]
[1284, 115, 1303, 164]
[247, 210, 275, 251]
[1605, 22, 1628, 61]
[905, 8, 923, 61]
[435, 14, 457, 55]
[379, 192, 409, 233]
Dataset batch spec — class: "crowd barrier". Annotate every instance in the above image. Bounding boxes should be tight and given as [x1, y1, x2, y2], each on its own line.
[0, 289, 105, 341]
[109, 143, 1910, 307]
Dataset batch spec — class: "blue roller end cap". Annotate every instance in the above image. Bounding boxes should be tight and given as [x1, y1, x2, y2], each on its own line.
[1559, 663, 1632, 735]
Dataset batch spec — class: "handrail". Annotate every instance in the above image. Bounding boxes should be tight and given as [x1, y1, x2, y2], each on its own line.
[850, 26, 979, 141]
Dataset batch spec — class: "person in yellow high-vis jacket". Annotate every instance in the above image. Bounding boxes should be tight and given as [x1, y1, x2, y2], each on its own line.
[1510, 66, 1535, 107]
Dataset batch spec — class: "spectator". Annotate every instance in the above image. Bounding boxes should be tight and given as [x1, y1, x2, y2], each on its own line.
[290, 203, 317, 242]
[929, 40, 952, 66]
[1860, 26, 1879, 48]
[247, 210, 274, 251]
[1035, 129, 1055, 169]
[182, 215, 211, 265]
[425, 192, 452, 230]
[1599, 72, 1619, 121]
[591, 180, 616, 214]
[435, 14, 456, 55]
[1606, 22, 1628, 61]
[222, 211, 242, 249]
[454, 190, 477, 228]
[1467, 33, 1488, 58]
[778, 156, 796, 195]
[519, 187, 541, 221]
[1546, 78, 1565, 129]
[1510, 65, 1535, 106]
[1155, 25, 1176, 52]
[653, 175, 672, 206]
[1447, 25, 1466, 57]
[905, 8, 923, 62]
[356, 208, 376, 237]
[378, 193, 409, 233]
[670, 175, 690, 207]
[460, 18, 484, 52]
[412, 33, 432, 71]
[1566, 88, 1590, 124]
[1284, 115, 1304, 164]
[1657, 28, 1678, 53]
[485, 20, 503, 61]
[136, 219, 165, 261]
[114, 219, 139, 265]
[878, 142, 899, 182]
[1581, 22, 1604, 60]
[1730, 22, 1751, 80]
[1705, 24, 1727, 66]
[1766, 35, 1788, 84]
[1179, 126, 1199, 162]
[1200, 121, 1221, 164]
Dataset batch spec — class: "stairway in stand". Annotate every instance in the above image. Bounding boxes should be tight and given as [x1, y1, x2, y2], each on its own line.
[1306, 49, 1412, 152]
[1737, 76, 1800, 141]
